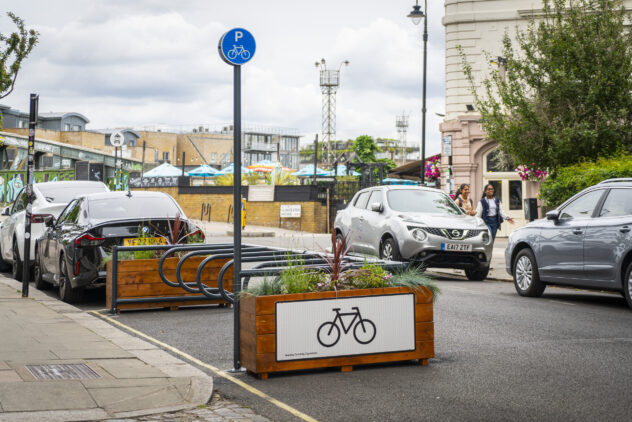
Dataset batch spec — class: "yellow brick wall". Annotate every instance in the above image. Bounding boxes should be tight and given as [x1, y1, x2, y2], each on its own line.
[132, 187, 328, 233]
[4, 128, 62, 142]
[60, 131, 106, 150]
[175, 133, 233, 166]
[137, 131, 178, 163]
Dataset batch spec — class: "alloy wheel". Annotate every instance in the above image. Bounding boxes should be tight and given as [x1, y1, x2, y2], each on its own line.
[628, 269, 632, 302]
[382, 243, 393, 260]
[12, 242, 19, 279]
[515, 255, 532, 291]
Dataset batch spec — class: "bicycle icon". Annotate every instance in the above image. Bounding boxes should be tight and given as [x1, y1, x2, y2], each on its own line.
[317, 307, 376, 347]
[227, 45, 251, 60]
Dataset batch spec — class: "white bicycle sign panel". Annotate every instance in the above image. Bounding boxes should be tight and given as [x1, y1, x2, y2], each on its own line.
[227, 45, 251, 60]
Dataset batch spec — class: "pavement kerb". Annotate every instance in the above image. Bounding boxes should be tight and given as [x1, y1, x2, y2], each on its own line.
[0, 277, 213, 421]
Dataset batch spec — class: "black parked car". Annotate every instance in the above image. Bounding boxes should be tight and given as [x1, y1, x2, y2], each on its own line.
[34, 191, 204, 303]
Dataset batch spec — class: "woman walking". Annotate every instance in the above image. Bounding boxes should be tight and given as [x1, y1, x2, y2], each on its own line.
[476, 183, 514, 241]
[454, 183, 477, 216]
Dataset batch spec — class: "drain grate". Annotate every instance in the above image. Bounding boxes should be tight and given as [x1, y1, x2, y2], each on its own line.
[25, 364, 101, 380]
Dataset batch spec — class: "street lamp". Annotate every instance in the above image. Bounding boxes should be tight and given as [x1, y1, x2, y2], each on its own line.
[408, 0, 427, 185]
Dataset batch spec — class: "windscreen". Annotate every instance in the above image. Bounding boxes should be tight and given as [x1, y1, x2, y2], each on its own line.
[37, 184, 107, 204]
[387, 189, 462, 215]
[88, 195, 181, 219]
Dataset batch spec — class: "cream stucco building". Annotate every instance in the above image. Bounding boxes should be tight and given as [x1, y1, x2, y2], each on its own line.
[440, 0, 632, 236]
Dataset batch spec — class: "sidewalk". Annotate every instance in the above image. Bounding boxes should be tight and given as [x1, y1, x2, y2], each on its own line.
[0, 277, 216, 421]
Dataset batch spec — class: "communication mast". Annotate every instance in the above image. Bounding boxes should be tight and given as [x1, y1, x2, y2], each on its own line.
[315, 58, 349, 165]
[396, 114, 409, 164]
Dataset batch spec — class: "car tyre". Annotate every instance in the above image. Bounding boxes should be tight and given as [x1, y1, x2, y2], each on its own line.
[465, 267, 489, 281]
[34, 250, 51, 291]
[513, 248, 545, 297]
[623, 261, 632, 310]
[59, 257, 84, 303]
[379, 237, 401, 261]
[0, 241, 11, 272]
[12, 239, 23, 281]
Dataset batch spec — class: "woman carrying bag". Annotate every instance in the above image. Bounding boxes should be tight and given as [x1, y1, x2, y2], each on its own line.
[476, 183, 514, 241]
[454, 183, 477, 216]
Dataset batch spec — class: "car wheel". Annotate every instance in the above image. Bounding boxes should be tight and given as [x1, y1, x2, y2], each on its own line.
[623, 261, 632, 310]
[12, 239, 23, 281]
[380, 237, 401, 261]
[513, 248, 546, 297]
[59, 257, 84, 303]
[34, 250, 51, 291]
[0, 241, 11, 272]
[465, 267, 489, 281]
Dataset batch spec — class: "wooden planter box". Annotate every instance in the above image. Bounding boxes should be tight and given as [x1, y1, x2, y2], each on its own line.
[240, 286, 434, 379]
[106, 256, 233, 312]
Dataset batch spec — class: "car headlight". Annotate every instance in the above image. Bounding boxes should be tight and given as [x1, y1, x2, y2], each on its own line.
[411, 228, 427, 242]
[482, 231, 490, 244]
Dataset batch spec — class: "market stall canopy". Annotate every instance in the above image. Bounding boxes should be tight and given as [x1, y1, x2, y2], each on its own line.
[247, 160, 294, 173]
[186, 164, 219, 177]
[326, 165, 360, 177]
[294, 165, 329, 177]
[143, 162, 184, 177]
[216, 163, 253, 175]
[381, 178, 418, 185]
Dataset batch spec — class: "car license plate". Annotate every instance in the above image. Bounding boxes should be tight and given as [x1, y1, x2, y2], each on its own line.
[123, 237, 167, 247]
[441, 243, 472, 252]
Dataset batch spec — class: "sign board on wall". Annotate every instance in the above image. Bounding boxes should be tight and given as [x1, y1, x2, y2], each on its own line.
[129, 176, 179, 188]
[280, 204, 301, 218]
[248, 185, 274, 202]
[442, 135, 452, 156]
[275, 293, 415, 362]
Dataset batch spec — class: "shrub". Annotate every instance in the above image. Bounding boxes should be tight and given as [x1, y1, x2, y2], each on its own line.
[539, 154, 632, 207]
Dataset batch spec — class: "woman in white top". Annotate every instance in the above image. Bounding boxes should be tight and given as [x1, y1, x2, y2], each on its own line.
[476, 184, 514, 241]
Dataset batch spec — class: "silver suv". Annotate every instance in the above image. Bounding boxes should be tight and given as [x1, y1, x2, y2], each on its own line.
[505, 178, 632, 309]
[334, 186, 493, 280]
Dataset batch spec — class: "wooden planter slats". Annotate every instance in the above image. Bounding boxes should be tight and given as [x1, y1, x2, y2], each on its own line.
[106, 256, 233, 312]
[240, 286, 434, 379]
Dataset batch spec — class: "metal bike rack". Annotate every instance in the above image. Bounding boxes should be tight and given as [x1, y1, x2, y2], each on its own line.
[108, 242, 407, 371]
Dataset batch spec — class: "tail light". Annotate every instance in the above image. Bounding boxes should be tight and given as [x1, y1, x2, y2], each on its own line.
[188, 229, 205, 242]
[75, 260, 80, 276]
[31, 214, 54, 224]
[75, 233, 105, 247]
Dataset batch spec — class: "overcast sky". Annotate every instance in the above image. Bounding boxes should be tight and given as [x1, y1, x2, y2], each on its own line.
[2, 0, 446, 155]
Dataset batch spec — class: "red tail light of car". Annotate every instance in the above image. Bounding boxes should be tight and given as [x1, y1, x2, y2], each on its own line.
[31, 214, 54, 224]
[75, 233, 105, 247]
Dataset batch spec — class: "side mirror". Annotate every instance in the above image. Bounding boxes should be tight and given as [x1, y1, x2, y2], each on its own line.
[44, 216, 55, 227]
[1, 207, 9, 216]
[546, 210, 560, 221]
[371, 202, 383, 213]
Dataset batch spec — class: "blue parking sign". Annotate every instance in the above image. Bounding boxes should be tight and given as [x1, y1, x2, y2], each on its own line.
[219, 28, 256, 66]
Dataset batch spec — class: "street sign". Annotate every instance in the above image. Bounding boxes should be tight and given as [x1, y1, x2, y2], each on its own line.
[280, 204, 301, 218]
[219, 28, 256, 66]
[110, 130, 125, 147]
[442, 135, 452, 156]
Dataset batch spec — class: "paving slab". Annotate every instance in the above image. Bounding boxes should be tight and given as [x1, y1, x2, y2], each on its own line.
[0, 381, 97, 411]
[90, 359, 169, 379]
[88, 384, 184, 413]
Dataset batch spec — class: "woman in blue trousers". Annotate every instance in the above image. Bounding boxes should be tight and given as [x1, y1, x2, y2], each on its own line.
[475, 184, 514, 241]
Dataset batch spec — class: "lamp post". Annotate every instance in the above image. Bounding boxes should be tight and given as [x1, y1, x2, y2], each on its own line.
[408, 0, 427, 185]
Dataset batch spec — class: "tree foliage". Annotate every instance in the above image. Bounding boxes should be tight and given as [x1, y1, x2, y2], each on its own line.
[539, 154, 632, 207]
[1, 12, 39, 100]
[352, 135, 380, 163]
[462, 0, 632, 171]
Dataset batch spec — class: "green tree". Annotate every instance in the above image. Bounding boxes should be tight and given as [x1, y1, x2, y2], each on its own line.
[352, 135, 380, 162]
[461, 0, 632, 171]
[1, 12, 39, 101]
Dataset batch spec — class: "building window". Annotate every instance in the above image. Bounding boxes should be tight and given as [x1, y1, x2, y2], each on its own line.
[163, 152, 169, 161]
[485, 149, 514, 172]
[210, 153, 217, 163]
[154, 150, 159, 162]
[65, 123, 71, 131]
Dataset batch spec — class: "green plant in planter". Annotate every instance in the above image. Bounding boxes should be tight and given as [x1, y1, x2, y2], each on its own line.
[389, 267, 441, 302]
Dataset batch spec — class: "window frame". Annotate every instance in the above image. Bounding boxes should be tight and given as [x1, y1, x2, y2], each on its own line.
[559, 189, 606, 220]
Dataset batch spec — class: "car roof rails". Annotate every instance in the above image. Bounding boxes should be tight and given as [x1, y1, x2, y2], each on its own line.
[598, 178, 632, 184]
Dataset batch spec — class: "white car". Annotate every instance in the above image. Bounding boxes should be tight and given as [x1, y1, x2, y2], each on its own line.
[0, 181, 109, 281]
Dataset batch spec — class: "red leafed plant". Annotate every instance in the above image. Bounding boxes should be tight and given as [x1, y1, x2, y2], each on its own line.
[151, 213, 199, 245]
[321, 231, 352, 289]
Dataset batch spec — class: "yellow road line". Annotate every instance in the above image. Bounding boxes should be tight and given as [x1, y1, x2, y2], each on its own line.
[89, 310, 318, 422]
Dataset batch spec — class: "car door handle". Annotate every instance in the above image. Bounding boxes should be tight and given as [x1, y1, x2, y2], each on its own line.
[572, 229, 583, 235]
[621, 226, 631, 233]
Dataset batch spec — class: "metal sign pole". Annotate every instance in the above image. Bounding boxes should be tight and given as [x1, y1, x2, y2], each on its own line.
[219, 26, 255, 373]
[233, 64, 242, 371]
[22, 93, 38, 297]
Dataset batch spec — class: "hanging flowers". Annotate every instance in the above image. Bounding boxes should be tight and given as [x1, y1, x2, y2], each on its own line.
[516, 164, 548, 181]
[425, 155, 441, 181]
